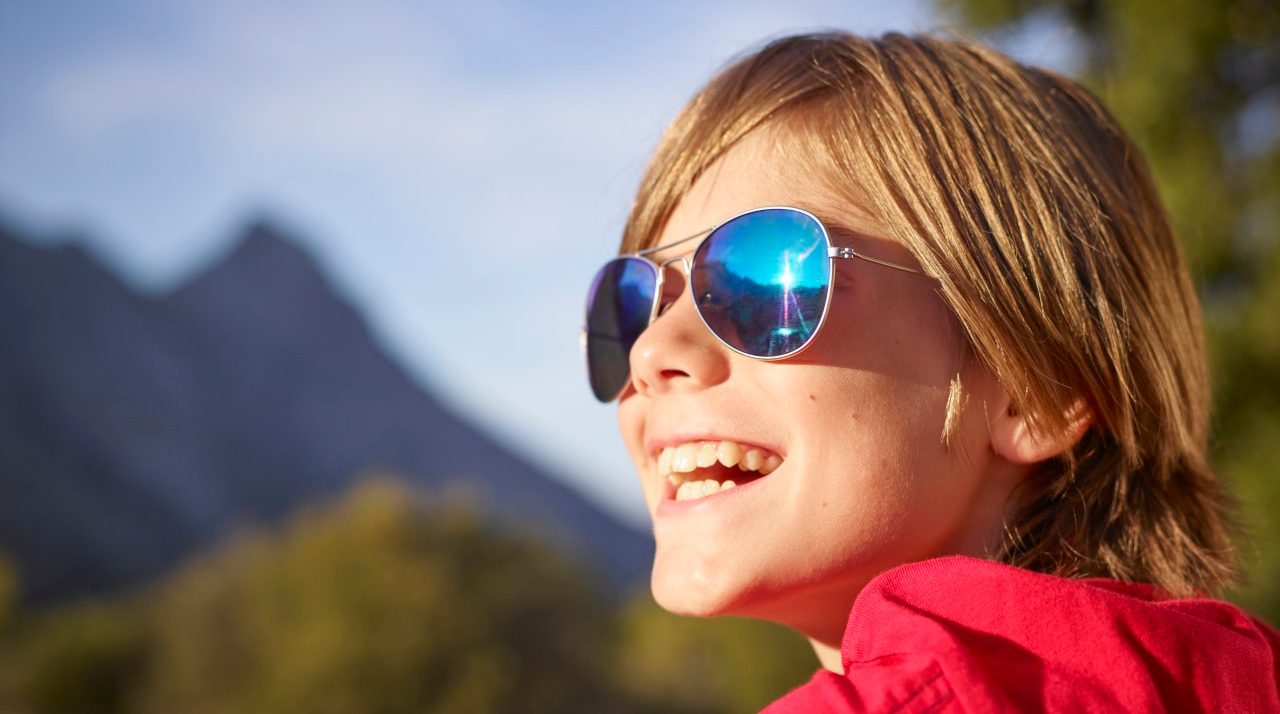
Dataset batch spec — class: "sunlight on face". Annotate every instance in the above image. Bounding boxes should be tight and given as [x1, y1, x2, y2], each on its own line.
[615, 129, 1022, 647]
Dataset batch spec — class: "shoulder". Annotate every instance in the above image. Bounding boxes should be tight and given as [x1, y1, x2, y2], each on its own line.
[764, 556, 1280, 713]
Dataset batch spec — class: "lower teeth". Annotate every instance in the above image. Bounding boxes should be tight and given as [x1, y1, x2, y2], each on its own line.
[675, 479, 737, 501]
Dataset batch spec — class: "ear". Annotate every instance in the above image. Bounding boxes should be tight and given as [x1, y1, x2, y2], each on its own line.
[990, 392, 1092, 465]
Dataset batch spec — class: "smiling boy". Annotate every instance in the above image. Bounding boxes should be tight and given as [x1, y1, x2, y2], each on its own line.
[584, 32, 1280, 711]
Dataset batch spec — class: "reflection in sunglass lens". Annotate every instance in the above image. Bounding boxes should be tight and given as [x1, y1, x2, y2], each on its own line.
[691, 209, 830, 358]
[585, 257, 657, 401]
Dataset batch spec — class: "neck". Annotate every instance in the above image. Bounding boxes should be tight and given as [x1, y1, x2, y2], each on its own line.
[808, 635, 843, 673]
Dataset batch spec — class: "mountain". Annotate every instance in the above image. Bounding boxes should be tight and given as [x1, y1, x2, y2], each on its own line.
[0, 219, 652, 605]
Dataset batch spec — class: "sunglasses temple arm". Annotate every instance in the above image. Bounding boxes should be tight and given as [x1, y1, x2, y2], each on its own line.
[829, 246, 926, 276]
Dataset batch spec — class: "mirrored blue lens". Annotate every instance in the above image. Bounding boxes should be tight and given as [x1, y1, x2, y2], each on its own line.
[691, 208, 830, 358]
[585, 257, 657, 401]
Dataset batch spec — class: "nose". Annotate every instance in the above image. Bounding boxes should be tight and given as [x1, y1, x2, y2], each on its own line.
[628, 261, 731, 398]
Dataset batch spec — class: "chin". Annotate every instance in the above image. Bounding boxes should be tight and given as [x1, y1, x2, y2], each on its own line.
[650, 541, 886, 640]
[648, 548, 746, 617]
[652, 579, 735, 618]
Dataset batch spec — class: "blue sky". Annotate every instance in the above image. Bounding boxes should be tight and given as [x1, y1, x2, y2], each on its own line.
[0, 1, 1080, 526]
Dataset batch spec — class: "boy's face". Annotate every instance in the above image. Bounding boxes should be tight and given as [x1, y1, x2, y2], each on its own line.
[615, 130, 1022, 644]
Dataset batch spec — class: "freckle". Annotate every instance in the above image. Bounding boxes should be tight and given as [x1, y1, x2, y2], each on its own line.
[822, 501, 828, 508]
[808, 393, 816, 401]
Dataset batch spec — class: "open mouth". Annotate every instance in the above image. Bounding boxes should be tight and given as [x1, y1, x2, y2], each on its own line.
[655, 440, 783, 502]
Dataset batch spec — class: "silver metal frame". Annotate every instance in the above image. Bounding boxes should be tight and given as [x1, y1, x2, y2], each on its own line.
[584, 205, 928, 402]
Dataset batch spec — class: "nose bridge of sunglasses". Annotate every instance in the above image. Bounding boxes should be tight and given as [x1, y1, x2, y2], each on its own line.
[654, 257, 691, 314]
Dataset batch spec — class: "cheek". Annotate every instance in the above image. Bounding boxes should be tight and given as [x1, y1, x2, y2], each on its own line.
[814, 279, 964, 396]
[773, 298, 977, 554]
[762, 379, 976, 597]
[796, 368, 951, 511]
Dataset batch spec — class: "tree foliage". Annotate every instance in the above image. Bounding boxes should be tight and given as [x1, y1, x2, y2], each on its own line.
[140, 479, 622, 713]
[0, 554, 13, 632]
[0, 479, 813, 713]
[614, 597, 814, 713]
[939, 0, 1280, 620]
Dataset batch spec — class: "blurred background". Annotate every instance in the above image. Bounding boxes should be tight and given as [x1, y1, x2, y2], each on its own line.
[0, 0, 1276, 711]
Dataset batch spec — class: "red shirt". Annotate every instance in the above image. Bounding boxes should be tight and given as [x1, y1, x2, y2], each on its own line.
[763, 556, 1280, 713]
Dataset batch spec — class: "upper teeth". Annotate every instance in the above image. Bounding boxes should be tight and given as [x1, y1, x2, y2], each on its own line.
[656, 440, 782, 501]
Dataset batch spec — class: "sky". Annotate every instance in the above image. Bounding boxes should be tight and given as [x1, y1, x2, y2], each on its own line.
[0, 0, 1079, 527]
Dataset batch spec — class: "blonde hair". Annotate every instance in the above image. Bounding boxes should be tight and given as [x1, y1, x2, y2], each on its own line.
[621, 32, 1239, 596]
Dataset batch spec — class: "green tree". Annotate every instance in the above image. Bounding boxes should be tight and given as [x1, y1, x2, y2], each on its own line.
[0, 554, 13, 632]
[18, 603, 146, 714]
[140, 477, 619, 714]
[0, 478, 821, 713]
[614, 595, 815, 713]
[0, 479, 635, 713]
[939, 0, 1280, 620]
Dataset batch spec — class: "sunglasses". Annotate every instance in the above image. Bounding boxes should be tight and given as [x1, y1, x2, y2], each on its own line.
[583, 206, 928, 402]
